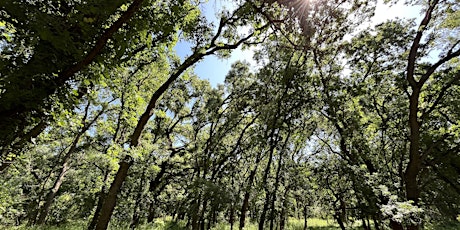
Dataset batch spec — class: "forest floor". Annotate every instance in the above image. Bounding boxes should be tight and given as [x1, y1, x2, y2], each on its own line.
[0, 217, 346, 230]
[2, 217, 459, 230]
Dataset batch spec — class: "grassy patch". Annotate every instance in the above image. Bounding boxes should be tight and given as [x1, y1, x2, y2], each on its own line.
[0, 217, 350, 230]
[1, 220, 86, 230]
[287, 217, 338, 230]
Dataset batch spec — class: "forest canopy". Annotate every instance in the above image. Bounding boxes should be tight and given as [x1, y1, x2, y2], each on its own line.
[0, 0, 459, 230]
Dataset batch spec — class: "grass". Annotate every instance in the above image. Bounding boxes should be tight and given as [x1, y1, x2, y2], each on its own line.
[208, 217, 351, 230]
[0, 220, 87, 230]
[3, 217, 459, 230]
[0, 217, 344, 230]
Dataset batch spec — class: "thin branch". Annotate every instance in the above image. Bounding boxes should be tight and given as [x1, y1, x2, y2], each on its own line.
[406, 0, 439, 88]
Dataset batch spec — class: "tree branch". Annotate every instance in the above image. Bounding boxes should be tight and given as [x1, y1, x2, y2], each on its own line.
[406, 0, 439, 88]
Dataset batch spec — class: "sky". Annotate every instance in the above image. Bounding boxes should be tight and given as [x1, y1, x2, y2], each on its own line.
[175, 0, 422, 88]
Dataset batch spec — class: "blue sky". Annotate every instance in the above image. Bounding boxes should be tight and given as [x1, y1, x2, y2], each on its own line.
[174, 0, 421, 88]
[174, 0, 257, 87]
[175, 41, 255, 87]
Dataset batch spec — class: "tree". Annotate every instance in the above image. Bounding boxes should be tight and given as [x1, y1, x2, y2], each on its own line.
[0, 0, 197, 169]
[1, 0, 459, 229]
[93, 2, 271, 229]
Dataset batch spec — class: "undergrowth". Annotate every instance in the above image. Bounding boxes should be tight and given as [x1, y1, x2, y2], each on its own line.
[2, 217, 459, 230]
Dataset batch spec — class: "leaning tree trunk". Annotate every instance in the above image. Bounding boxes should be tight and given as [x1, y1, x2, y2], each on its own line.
[129, 165, 149, 229]
[146, 201, 156, 223]
[361, 218, 369, 230]
[88, 171, 109, 230]
[258, 187, 271, 230]
[239, 169, 256, 230]
[95, 159, 132, 230]
[269, 141, 289, 230]
[36, 101, 103, 224]
[240, 152, 264, 230]
[35, 161, 70, 225]
[258, 144, 277, 230]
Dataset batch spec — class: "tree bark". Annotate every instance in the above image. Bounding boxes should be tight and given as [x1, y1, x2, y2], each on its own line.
[239, 168, 257, 229]
[95, 159, 132, 230]
[35, 161, 70, 224]
[199, 199, 208, 230]
[362, 218, 369, 230]
[258, 143, 277, 230]
[258, 190, 270, 230]
[303, 206, 308, 230]
[129, 169, 148, 230]
[402, 2, 441, 229]
[88, 171, 109, 230]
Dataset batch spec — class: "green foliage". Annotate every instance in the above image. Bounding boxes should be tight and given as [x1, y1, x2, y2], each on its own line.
[4, 220, 86, 230]
[1, 0, 459, 230]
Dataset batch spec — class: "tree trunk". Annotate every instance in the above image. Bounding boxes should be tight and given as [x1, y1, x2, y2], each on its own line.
[88, 171, 109, 230]
[258, 190, 270, 230]
[303, 206, 308, 230]
[147, 201, 156, 223]
[199, 199, 208, 230]
[36, 121, 92, 224]
[279, 185, 289, 230]
[146, 160, 169, 223]
[279, 216, 286, 230]
[27, 200, 40, 226]
[270, 146, 288, 230]
[403, 1, 443, 227]
[405, 88, 422, 230]
[36, 101, 103, 225]
[239, 169, 256, 230]
[191, 197, 201, 230]
[362, 218, 369, 230]
[259, 141, 277, 230]
[335, 213, 346, 230]
[279, 199, 287, 230]
[229, 203, 235, 230]
[130, 169, 148, 229]
[373, 216, 381, 230]
[35, 161, 69, 224]
[95, 159, 131, 230]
